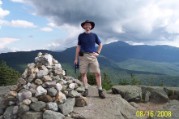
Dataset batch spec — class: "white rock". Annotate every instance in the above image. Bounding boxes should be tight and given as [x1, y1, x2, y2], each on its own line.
[41, 65, 48, 71]
[45, 81, 56, 87]
[56, 92, 66, 103]
[9, 91, 17, 97]
[35, 57, 39, 62]
[56, 83, 63, 91]
[22, 69, 28, 78]
[18, 91, 32, 102]
[30, 83, 37, 89]
[33, 67, 39, 73]
[35, 86, 47, 97]
[47, 102, 58, 111]
[23, 82, 31, 90]
[37, 70, 48, 78]
[28, 74, 36, 82]
[23, 99, 32, 105]
[38, 52, 42, 57]
[52, 59, 58, 64]
[69, 83, 77, 90]
[54, 64, 62, 69]
[35, 79, 43, 85]
[43, 75, 52, 82]
[44, 54, 53, 66]
[27, 63, 35, 69]
[62, 70, 66, 76]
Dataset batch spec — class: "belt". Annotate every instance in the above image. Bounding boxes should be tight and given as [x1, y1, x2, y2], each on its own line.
[83, 52, 93, 54]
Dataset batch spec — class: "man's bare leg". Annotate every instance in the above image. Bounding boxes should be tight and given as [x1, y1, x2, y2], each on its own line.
[81, 73, 88, 97]
[95, 72, 102, 90]
[95, 72, 105, 99]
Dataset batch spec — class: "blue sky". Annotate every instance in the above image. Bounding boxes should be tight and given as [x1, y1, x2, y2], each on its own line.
[1, 0, 179, 53]
[0, 0, 75, 53]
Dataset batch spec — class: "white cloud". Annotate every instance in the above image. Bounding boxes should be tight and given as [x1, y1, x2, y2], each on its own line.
[47, 22, 57, 28]
[0, 20, 7, 26]
[46, 24, 83, 51]
[10, 0, 25, 3]
[0, 0, 9, 28]
[41, 27, 53, 32]
[0, 47, 21, 53]
[105, 38, 119, 44]
[0, 37, 19, 49]
[126, 41, 145, 46]
[0, 8, 10, 18]
[9, 20, 37, 28]
[61, 24, 82, 39]
[0, 19, 37, 28]
[24, 0, 179, 47]
[166, 19, 179, 34]
[148, 37, 179, 48]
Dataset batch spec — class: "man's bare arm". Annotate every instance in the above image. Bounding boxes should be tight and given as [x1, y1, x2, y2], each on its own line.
[97, 43, 102, 54]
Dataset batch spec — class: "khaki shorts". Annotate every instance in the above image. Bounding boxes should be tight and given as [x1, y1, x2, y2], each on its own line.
[79, 53, 100, 73]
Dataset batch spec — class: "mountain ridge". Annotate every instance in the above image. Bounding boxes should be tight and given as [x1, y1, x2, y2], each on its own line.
[1, 41, 179, 86]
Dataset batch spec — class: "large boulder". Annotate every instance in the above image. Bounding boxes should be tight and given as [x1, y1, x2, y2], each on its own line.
[112, 85, 142, 102]
[58, 98, 75, 115]
[43, 110, 65, 119]
[163, 100, 179, 119]
[21, 112, 42, 119]
[46, 102, 58, 111]
[3, 106, 15, 119]
[164, 87, 179, 100]
[75, 96, 88, 107]
[74, 86, 137, 119]
[141, 86, 169, 103]
[30, 101, 46, 112]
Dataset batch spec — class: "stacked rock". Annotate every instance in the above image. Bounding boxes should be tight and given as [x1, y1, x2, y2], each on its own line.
[0, 53, 87, 119]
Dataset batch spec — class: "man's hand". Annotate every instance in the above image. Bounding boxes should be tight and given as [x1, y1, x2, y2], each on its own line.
[74, 59, 78, 65]
[92, 52, 99, 57]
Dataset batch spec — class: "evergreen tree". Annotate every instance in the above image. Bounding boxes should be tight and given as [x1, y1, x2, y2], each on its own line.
[102, 72, 113, 90]
[0, 60, 20, 86]
[130, 73, 141, 85]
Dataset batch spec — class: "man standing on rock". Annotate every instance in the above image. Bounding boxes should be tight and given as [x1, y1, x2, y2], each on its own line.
[74, 20, 105, 99]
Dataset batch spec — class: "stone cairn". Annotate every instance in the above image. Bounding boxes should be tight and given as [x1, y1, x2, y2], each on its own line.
[0, 53, 87, 119]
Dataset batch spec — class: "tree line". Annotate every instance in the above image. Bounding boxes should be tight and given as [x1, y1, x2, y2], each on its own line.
[0, 60, 20, 86]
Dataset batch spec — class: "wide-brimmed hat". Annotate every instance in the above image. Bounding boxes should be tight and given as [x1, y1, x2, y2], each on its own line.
[81, 20, 95, 30]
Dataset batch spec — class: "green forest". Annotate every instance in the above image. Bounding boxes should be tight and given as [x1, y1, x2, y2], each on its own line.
[0, 60, 20, 86]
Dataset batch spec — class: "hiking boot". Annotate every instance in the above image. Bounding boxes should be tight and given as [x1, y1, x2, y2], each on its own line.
[82, 89, 88, 97]
[98, 90, 106, 99]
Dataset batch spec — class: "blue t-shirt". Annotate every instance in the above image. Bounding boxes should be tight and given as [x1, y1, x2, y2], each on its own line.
[78, 32, 101, 53]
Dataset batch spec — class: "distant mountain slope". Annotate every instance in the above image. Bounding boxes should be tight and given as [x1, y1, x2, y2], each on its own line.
[1, 41, 179, 86]
[101, 41, 179, 62]
[118, 59, 179, 76]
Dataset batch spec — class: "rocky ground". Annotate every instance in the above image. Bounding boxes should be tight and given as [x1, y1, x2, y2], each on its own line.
[74, 86, 179, 119]
[1, 85, 179, 119]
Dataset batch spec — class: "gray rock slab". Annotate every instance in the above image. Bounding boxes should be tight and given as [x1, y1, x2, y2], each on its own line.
[141, 86, 169, 103]
[58, 98, 75, 115]
[43, 110, 65, 119]
[21, 112, 42, 119]
[112, 85, 142, 102]
[30, 101, 46, 112]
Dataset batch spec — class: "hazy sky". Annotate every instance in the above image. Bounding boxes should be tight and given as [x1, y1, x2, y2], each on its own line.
[1, 0, 179, 53]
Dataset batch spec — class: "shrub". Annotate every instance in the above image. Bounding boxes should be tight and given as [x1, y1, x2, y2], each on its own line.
[78, 72, 113, 90]
[0, 60, 20, 86]
[102, 72, 113, 90]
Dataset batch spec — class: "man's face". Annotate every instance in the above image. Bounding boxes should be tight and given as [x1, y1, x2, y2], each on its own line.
[83, 23, 92, 31]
